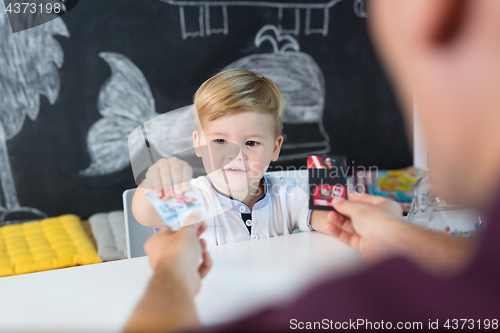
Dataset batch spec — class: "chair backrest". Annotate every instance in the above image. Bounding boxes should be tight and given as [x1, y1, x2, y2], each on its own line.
[123, 189, 155, 259]
[265, 169, 308, 191]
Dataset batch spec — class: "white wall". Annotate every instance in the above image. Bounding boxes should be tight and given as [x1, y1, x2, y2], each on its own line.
[413, 99, 428, 170]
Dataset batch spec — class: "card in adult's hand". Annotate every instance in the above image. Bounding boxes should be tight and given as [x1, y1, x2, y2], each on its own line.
[308, 155, 348, 211]
[145, 190, 207, 230]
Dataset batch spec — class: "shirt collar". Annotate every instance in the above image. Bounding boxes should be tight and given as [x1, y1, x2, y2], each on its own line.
[207, 175, 270, 213]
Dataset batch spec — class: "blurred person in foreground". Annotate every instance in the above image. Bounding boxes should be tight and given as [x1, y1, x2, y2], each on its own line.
[124, 0, 500, 331]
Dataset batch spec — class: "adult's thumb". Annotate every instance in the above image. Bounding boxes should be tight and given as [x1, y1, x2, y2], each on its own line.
[331, 197, 356, 216]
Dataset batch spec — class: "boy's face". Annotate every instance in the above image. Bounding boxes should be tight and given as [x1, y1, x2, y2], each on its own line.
[193, 110, 283, 198]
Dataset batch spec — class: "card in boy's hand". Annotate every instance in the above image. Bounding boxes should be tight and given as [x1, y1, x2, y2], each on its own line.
[145, 190, 207, 231]
[308, 155, 348, 211]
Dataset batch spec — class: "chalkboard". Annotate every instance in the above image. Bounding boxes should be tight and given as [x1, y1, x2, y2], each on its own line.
[0, 0, 411, 224]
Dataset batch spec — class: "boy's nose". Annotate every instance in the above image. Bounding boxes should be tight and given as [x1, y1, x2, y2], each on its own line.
[229, 149, 244, 161]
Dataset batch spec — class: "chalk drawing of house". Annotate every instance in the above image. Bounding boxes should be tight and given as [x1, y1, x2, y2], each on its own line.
[160, 0, 345, 39]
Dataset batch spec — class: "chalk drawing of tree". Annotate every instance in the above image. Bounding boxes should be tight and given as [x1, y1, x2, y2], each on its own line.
[0, 3, 69, 224]
[353, 0, 367, 18]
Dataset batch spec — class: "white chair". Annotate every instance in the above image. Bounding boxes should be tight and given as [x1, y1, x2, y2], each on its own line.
[123, 189, 155, 259]
[266, 169, 308, 191]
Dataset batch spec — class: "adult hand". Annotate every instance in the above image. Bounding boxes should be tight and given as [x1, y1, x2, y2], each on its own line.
[325, 193, 403, 264]
[124, 211, 211, 332]
[141, 157, 193, 200]
[144, 210, 212, 296]
[325, 193, 478, 276]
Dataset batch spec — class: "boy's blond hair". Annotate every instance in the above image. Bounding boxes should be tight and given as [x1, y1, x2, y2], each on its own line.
[193, 68, 285, 136]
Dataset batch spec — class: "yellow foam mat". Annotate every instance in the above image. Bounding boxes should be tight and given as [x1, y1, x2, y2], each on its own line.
[0, 214, 102, 277]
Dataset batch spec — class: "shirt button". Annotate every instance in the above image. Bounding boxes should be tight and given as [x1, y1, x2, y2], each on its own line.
[245, 219, 252, 227]
[251, 235, 259, 240]
[238, 206, 246, 213]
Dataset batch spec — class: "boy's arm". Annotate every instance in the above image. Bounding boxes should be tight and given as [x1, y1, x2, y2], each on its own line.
[309, 210, 331, 234]
[131, 186, 166, 228]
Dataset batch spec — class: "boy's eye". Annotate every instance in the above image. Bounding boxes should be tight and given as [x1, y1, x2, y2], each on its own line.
[246, 141, 260, 147]
[213, 139, 227, 144]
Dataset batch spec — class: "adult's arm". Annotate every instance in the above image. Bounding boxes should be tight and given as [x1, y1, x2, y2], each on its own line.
[325, 194, 477, 276]
[123, 212, 211, 333]
[123, 264, 200, 333]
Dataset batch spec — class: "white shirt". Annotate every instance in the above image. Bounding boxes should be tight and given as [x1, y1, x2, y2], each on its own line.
[185, 175, 312, 246]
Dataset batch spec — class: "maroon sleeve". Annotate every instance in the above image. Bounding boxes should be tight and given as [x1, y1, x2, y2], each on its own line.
[206, 256, 499, 332]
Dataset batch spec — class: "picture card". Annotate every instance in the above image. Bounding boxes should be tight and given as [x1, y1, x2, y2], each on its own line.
[145, 190, 207, 231]
[308, 155, 348, 211]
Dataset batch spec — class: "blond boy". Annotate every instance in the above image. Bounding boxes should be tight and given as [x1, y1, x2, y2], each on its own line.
[132, 68, 332, 245]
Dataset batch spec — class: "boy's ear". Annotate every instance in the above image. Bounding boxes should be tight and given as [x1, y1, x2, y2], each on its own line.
[193, 130, 202, 157]
[271, 135, 283, 162]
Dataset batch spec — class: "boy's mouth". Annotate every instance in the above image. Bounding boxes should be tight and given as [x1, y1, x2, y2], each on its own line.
[223, 167, 246, 174]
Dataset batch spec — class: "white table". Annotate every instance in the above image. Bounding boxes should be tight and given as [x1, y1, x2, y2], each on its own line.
[0, 232, 365, 332]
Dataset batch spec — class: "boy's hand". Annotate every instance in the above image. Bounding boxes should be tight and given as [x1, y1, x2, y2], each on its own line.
[325, 193, 403, 264]
[142, 157, 193, 200]
[144, 211, 212, 297]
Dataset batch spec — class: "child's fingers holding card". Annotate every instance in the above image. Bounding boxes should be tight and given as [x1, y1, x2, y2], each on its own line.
[171, 159, 193, 196]
[159, 159, 174, 199]
[150, 173, 163, 193]
[181, 162, 193, 193]
[164, 157, 193, 197]
[168, 159, 183, 198]
[144, 164, 163, 194]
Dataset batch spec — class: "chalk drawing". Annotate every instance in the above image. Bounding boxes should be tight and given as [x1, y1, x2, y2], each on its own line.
[82, 53, 197, 178]
[278, 7, 300, 36]
[60, 0, 67, 12]
[353, 0, 366, 18]
[81, 52, 156, 176]
[0, 2, 69, 224]
[224, 25, 330, 160]
[161, 0, 346, 39]
[84, 23, 332, 175]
